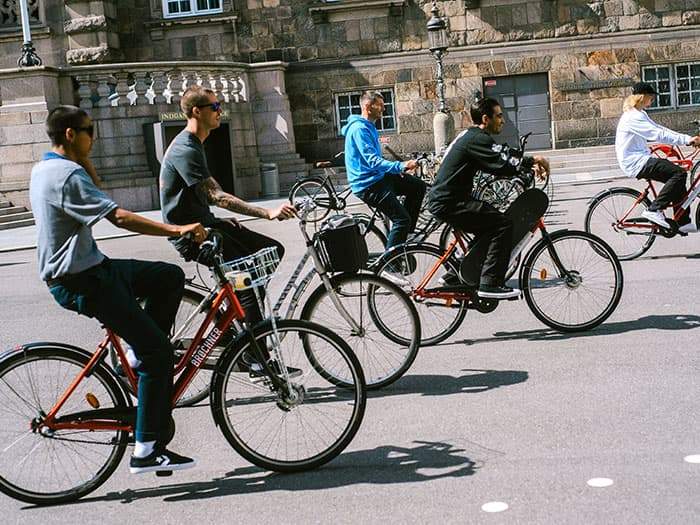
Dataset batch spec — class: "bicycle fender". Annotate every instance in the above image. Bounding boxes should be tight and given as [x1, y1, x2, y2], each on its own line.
[588, 186, 631, 204]
[374, 242, 443, 271]
[0, 341, 94, 365]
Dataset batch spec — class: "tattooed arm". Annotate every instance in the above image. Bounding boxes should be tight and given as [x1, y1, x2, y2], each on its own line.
[197, 177, 296, 220]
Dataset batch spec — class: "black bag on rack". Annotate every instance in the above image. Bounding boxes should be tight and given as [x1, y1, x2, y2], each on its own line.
[315, 215, 369, 273]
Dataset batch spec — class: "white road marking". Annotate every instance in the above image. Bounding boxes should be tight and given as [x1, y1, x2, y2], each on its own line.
[684, 455, 700, 464]
[587, 477, 614, 487]
[481, 501, 509, 513]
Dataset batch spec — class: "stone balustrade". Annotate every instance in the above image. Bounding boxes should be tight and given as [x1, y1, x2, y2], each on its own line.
[65, 61, 249, 109]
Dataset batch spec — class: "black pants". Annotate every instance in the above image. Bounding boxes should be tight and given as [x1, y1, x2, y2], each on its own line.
[356, 173, 427, 250]
[432, 200, 513, 287]
[636, 157, 689, 224]
[49, 258, 184, 444]
[174, 219, 285, 325]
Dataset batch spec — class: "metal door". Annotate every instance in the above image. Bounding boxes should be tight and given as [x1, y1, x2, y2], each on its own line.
[483, 73, 552, 150]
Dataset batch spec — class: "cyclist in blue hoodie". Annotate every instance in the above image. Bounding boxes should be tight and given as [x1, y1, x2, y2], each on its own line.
[341, 91, 426, 260]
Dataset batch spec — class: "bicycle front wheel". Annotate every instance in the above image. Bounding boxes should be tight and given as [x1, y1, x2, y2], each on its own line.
[0, 345, 129, 505]
[522, 230, 624, 332]
[584, 187, 655, 260]
[301, 273, 421, 389]
[211, 319, 366, 473]
[376, 244, 468, 346]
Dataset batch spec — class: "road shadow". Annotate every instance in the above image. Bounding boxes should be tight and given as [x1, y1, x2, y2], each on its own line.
[31, 441, 476, 507]
[638, 252, 700, 261]
[453, 314, 700, 344]
[368, 369, 528, 398]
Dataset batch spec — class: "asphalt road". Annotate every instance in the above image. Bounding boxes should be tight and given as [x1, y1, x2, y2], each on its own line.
[0, 178, 698, 524]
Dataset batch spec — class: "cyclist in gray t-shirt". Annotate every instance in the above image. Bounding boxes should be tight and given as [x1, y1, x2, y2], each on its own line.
[30, 105, 206, 475]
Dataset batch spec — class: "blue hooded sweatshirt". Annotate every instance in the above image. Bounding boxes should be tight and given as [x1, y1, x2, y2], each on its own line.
[341, 115, 403, 194]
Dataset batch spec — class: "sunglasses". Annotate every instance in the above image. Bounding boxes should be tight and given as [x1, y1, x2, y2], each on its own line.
[195, 101, 222, 112]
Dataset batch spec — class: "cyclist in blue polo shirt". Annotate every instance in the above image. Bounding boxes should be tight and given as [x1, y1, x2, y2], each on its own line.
[30, 105, 206, 475]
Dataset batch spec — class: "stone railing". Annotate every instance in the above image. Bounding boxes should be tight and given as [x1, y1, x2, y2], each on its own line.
[64, 61, 249, 109]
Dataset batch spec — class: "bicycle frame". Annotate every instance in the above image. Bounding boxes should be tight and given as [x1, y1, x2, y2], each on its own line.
[615, 163, 700, 231]
[39, 269, 287, 435]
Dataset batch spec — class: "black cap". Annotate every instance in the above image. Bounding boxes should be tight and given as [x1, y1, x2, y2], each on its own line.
[632, 82, 657, 95]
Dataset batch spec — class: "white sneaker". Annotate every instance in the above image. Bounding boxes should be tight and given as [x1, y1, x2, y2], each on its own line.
[381, 270, 411, 288]
[678, 223, 698, 234]
[642, 210, 670, 229]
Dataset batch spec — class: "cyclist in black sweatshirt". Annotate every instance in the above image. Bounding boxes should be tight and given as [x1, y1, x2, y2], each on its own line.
[428, 97, 550, 299]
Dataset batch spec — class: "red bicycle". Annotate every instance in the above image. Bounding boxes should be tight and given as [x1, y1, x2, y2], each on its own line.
[585, 121, 700, 260]
[0, 235, 366, 505]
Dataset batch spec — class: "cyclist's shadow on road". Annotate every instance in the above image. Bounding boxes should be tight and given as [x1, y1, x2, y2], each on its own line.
[90, 441, 477, 504]
[455, 314, 700, 344]
[368, 369, 528, 398]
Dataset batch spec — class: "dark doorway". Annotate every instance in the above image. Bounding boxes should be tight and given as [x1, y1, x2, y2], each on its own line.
[483, 73, 552, 151]
[147, 122, 235, 194]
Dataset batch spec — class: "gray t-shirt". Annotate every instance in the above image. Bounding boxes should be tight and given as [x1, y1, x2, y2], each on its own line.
[159, 130, 216, 228]
[29, 152, 117, 281]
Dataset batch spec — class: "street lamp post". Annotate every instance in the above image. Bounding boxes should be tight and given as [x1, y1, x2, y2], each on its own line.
[426, 1, 451, 154]
[17, 0, 42, 67]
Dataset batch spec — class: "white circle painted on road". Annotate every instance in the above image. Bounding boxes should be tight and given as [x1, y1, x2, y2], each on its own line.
[587, 478, 614, 488]
[481, 501, 509, 513]
[684, 455, 700, 464]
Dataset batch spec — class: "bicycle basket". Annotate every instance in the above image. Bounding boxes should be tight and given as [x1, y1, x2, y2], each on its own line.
[315, 215, 369, 273]
[220, 246, 280, 290]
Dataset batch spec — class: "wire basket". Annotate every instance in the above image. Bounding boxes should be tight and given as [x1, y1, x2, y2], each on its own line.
[220, 246, 280, 290]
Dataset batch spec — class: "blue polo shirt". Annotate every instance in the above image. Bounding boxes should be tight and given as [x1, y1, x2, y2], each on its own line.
[29, 152, 117, 281]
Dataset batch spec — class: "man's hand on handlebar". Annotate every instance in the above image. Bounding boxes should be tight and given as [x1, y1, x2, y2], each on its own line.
[268, 202, 297, 221]
[688, 135, 700, 148]
[179, 223, 207, 244]
[402, 159, 419, 173]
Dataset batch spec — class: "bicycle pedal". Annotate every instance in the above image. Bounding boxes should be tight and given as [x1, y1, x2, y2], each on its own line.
[155, 470, 173, 477]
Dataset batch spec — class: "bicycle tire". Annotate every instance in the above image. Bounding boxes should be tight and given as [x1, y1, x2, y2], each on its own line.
[289, 177, 334, 222]
[300, 273, 421, 389]
[521, 230, 624, 332]
[0, 345, 129, 505]
[584, 187, 655, 260]
[210, 319, 366, 473]
[375, 244, 468, 346]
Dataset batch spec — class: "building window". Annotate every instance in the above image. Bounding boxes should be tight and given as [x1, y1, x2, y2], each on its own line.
[642, 63, 700, 110]
[676, 63, 700, 107]
[335, 89, 396, 134]
[163, 0, 222, 18]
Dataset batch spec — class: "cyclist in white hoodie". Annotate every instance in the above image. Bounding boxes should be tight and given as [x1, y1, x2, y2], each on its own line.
[615, 82, 700, 233]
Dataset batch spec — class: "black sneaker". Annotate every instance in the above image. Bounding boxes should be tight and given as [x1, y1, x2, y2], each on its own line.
[437, 269, 461, 286]
[477, 285, 520, 300]
[248, 360, 303, 383]
[129, 448, 196, 475]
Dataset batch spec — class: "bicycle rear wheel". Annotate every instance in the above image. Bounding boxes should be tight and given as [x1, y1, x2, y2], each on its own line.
[522, 230, 623, 332]
[289, 177, 333, 222]
[376, 244, 467, 346]
[0, 345, 129, 505]
[584, 187, 655, 260]
[211, 319, 366, 473]
[301, 273, 421, 389]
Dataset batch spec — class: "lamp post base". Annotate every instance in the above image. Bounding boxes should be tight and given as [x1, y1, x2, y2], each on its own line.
[18, 41, 42, 67]
[433, 111, 454, 155]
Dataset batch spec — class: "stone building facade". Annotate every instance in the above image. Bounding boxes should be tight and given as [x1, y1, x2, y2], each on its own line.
[1, 0, 700, 211]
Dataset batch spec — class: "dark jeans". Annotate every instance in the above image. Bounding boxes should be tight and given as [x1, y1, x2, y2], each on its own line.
[173, 219, 285, 325]
[432, 199, 513, 287]
[637, 157, 690, 224]
[356, 173, 427, 250]
[48, 258, 185, 444]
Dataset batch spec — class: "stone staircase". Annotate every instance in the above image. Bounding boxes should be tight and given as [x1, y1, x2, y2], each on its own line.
[531, 144, 624, 181]
[0, 199, 35, 231]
